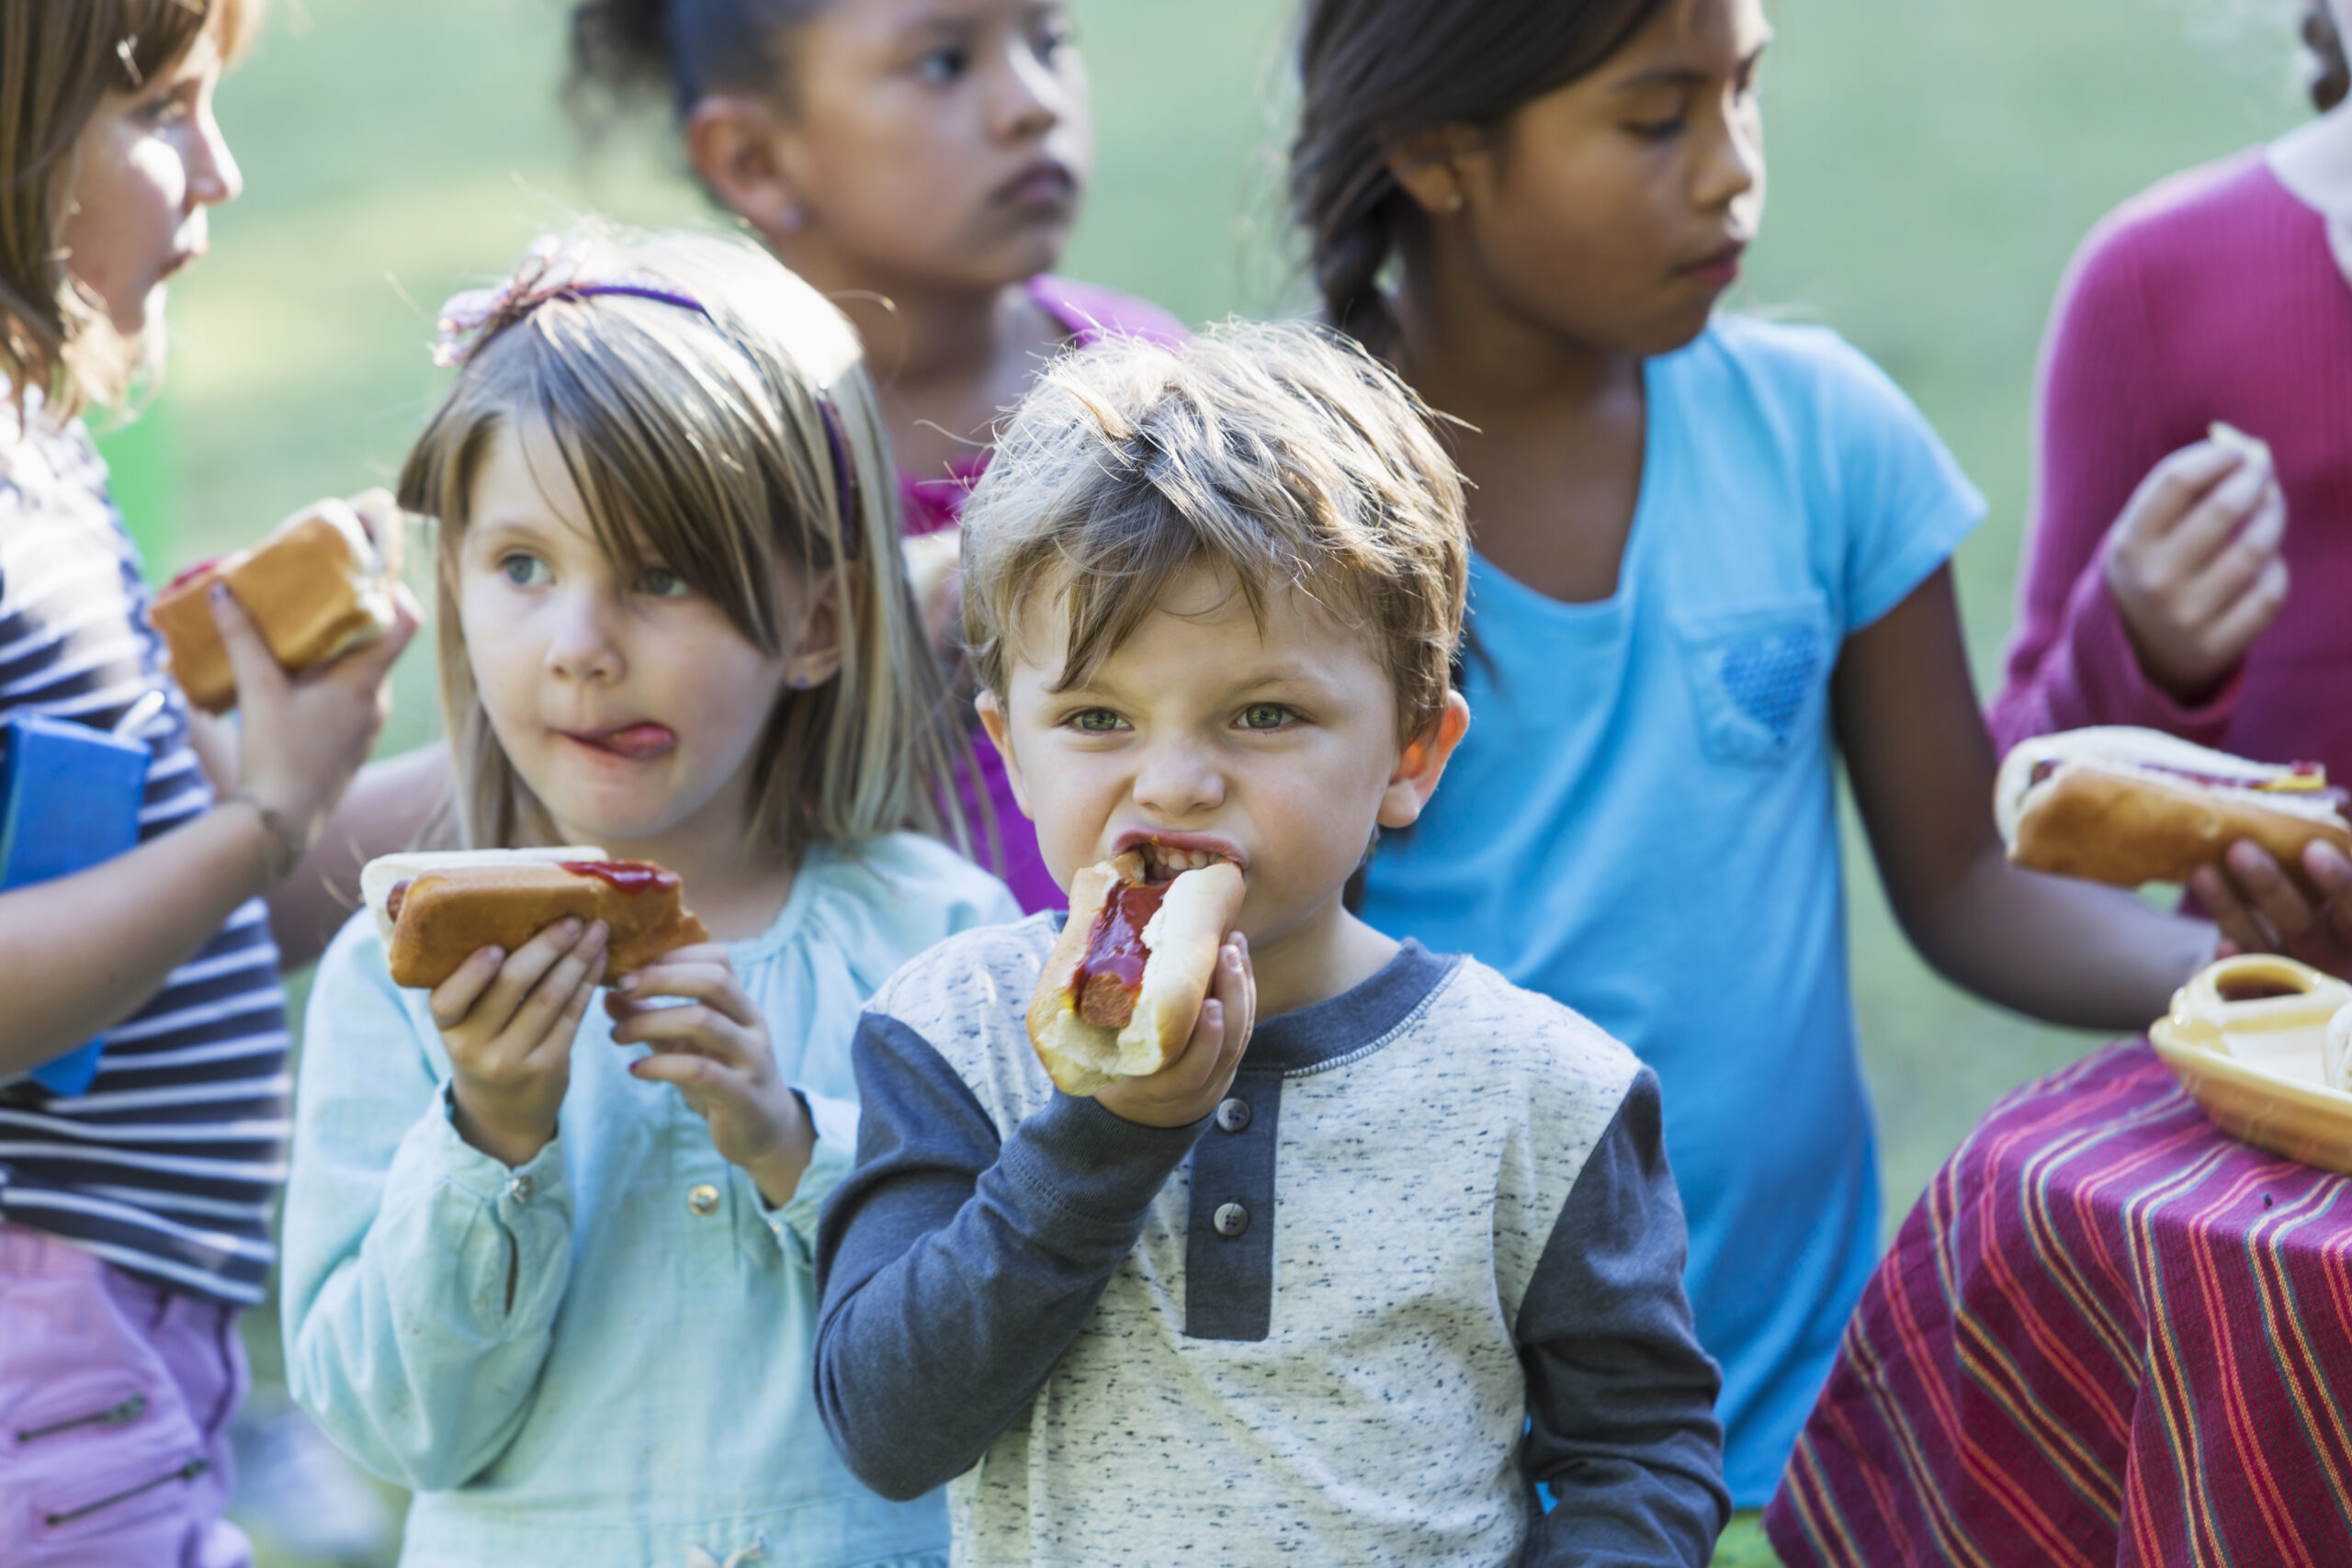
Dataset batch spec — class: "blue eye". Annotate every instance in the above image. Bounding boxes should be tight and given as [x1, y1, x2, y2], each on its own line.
[499, 553, 550, 588]
[640, 567, 688, 599]
[918, 47, 968, 84]
[1238, 704, 1291, 731]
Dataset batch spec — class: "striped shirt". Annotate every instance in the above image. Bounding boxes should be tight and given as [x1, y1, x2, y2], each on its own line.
[0, 406, 287, 1307]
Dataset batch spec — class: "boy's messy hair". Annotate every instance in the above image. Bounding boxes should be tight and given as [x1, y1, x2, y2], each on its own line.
[0, 0, 261, 420]
[960, 321, 1467, 742]
[399, 224, 964, 861]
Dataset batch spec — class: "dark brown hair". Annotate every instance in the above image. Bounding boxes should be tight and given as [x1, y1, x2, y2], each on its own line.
[2307, 1, 2350, 113]
[1290, 0, 1673, 350]
[0, 0, 255, 417]
[567, 0, 826, 118]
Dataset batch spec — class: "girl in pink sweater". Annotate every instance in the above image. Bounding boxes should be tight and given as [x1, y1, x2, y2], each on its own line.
[1989, 0, 2352, 967]
[566, 0, 1183, 912]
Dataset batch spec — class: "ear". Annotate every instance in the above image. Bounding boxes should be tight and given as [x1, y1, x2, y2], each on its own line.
[684, 94, 808, 242]
[1375, 690, 1470, 829]
[783, 569, 845, 690]
[973, 688, 1035, 818]
[1384, 126, 1482, 217]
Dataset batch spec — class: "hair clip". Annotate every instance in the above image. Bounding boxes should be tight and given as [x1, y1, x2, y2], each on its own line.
[432, 237, 713, 369]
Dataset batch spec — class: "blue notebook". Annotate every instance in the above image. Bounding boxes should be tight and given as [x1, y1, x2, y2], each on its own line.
[1, 713, 151, 1096]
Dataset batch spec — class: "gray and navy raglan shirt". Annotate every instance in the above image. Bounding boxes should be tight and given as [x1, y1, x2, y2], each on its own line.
[814, 918, 1729, 1567]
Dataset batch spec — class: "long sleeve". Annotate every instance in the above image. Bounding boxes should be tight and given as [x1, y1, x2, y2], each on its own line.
[278, 919, 576, 1492]
[1520, 1070, 1730, 1567]
[812, 1011, 1203, 1501]
[1987, 211, 2244, 754]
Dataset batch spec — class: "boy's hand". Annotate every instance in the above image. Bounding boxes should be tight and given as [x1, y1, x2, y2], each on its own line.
[432, 919, 607, 1168]
[2192, 840, 2352, 978]
[2104, 439, 2287, 703]
[607, 945, 815, 1206]
[1097, 934, 1254, 1130]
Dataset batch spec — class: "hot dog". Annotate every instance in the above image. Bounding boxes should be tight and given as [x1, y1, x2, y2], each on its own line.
[1996, 727, 2352, 890]
[1025, 849, 1246, 1098]
[150, 501, 402, 714]
[359, 848, 708, 989]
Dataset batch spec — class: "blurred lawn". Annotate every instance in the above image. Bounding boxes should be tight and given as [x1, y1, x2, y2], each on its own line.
[140, 0, 2304, 1560]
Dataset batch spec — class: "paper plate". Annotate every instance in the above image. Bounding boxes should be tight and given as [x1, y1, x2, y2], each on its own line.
[2149, 955, 2352, 1175]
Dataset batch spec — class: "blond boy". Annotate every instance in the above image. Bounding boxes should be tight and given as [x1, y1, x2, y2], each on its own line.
[813, 324, 1728, 1565]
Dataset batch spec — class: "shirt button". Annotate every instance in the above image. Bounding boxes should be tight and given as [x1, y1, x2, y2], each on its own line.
[687, 1183, 721, 1216]
[505, 1174, 534, 1204]
[1213, 1202, 1249, 1238]
[1215, 1098, 1251, 1134]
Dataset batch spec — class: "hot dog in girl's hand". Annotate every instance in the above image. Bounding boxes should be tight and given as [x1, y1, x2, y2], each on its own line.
[1996, 726, 2352, 891]
[1026, 848, 1247, 1097]
[361, 848, 708, 989]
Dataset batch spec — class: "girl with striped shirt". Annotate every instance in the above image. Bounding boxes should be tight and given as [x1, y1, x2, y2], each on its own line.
[0, 3, 416, 1562]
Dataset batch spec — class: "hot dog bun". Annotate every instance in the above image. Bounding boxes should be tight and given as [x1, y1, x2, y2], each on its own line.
[360, 848, 707, 989]
[151, 502, 401, 714]
[1026, 852, 1245, 1098]
[1996, 727, 2352, 889]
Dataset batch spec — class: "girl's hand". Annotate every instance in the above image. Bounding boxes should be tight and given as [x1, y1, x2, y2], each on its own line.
[2191, 840, 2352, 978]
[1096, 934, 1255, 1130]
[2104, 439, 2288, 702]
[432, 919, 608, 1168]
[606, 945, 814, 1206]
[211, 515, 421, 858]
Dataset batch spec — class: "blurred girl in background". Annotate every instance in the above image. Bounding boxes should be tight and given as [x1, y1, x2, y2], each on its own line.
[1990, 0, 2352, 972]
[567, 0, 1184, 911]
[0, 2, 420, 1562]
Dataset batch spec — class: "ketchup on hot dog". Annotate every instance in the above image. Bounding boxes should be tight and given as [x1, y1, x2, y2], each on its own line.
[1074, 881, 1168, 1030]
[559, 861, 680, 894]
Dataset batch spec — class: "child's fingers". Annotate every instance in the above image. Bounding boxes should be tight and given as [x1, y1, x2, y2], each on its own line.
[2181, 481, 2286, 616]
[2150, 453, 2272, 578]
[525, 956, 604, 1071]
[2119, 444, 2241, 547]
[610, 1002, 754, 1065]
[2222, 841, 2322, 945]
[2199, 557, 2290, 661]
[609, 959, 759, 1029]
[1213, 933, 1254, 1055]
[628, 1049, 743, 1102]
[206, 582, 288, 708]
[469, 919, 596, 1037]
[2306, 842, 2352, 956]
[2190, 864, 2278, 958]
[426, 944, 508, 1031]
[508, 923, 610, 1047]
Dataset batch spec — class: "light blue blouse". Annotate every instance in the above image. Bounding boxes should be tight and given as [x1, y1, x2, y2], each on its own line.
[281, 835, 1019, 1567]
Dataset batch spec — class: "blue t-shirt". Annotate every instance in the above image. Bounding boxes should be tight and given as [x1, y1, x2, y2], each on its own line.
[1361, 318, 1983, 1506]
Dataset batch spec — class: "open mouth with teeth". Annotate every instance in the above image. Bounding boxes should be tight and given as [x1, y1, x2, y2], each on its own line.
[1135, 842, 1232, 883]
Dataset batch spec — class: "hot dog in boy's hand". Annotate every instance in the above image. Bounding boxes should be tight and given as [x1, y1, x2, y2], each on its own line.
[1996, 727, 2352, 891]
[360, 848, 709, 989]
[1026, 848, 1247, 1097]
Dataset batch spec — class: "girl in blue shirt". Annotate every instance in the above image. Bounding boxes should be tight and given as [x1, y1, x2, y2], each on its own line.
[280, 228, 1016, 1567]
[1290, 0, 2231, 1526]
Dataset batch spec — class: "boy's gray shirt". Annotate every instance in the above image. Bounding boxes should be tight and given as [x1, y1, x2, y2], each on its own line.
[814, 917, 1728, 1566]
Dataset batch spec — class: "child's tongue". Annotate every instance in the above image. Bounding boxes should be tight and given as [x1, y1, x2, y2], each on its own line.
[586, 724, 676, 760]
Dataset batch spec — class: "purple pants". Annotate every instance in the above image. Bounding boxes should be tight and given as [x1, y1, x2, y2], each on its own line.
[0, 1221, 248, 1567]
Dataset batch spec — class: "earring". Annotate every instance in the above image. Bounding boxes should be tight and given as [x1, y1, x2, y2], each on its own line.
[1445, 188, 1465, 214]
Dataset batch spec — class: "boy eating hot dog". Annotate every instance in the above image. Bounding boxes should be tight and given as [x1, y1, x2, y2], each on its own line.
[812, 324, 1729, 1565]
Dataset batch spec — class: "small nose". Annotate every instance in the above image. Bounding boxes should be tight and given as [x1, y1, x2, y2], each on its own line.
[190, 107, 241, 207]
[1131, 735, 1225, 821]
[990, 35, 1065, 142]
[545, 586, 625, 684]
[1695, 95, 1762, 215]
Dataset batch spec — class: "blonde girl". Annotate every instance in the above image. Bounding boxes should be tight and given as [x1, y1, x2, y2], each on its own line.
[0, 4, 414, 1562]
[280, 227, 1016, 1568]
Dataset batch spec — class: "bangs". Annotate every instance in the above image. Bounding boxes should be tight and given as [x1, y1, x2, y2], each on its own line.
[117, 0, 260, 89]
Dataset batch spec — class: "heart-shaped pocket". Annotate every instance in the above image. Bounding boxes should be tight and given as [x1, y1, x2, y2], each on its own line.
[1719, 629, 1820, 745]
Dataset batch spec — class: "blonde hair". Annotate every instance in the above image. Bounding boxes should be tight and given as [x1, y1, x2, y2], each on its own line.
[398, 226, 964, 861]
[960, 321, 1469, 740]
[0, 0, 260, 421]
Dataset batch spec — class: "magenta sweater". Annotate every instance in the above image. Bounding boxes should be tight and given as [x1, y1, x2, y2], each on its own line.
[1987, 153, 2352, 779]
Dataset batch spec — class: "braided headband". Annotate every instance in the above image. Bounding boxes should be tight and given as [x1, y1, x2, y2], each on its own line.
[434, 244, 862, 560]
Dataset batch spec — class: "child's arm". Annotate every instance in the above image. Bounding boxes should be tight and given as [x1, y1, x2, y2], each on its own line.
[0, 587, 412, 1080]
[1842, 568, 2215, 1028]
[1519, 1069, 1729, 1565]
[814, 943, 1250, 1501]
[280, 919, 599, 1491]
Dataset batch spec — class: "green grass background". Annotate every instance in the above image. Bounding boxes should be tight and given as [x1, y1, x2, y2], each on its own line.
[119, 0, 2308, 1557]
